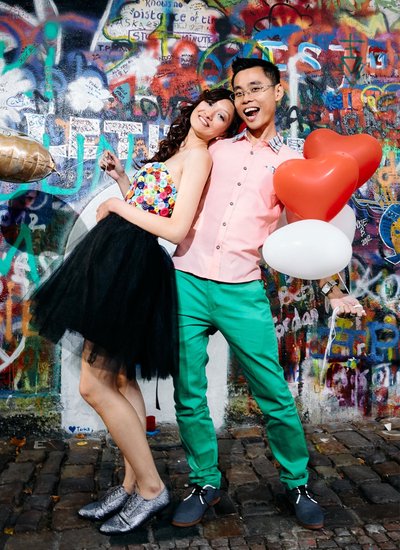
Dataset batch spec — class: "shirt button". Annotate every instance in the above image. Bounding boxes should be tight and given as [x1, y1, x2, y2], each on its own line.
[216, 245, 220, 249]
[222, 222, 226, 226]
[230, 202, 234, 206]
[237, 182, 241, 186]
[250, 151, 254, 155]
[243, 166, 247, 170]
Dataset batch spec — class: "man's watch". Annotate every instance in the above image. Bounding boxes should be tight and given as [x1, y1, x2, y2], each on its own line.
[320, 279, 338, 296]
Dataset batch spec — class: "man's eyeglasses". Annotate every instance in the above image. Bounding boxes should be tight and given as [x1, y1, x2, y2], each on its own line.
[230, 84, 276, 101]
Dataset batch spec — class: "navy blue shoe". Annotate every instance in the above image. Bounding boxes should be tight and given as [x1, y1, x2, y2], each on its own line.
[286, 484, 324, 530]
[172, 484, 221, 527]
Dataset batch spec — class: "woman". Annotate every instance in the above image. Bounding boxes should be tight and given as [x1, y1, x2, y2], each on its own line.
[31, 88, 239, 535]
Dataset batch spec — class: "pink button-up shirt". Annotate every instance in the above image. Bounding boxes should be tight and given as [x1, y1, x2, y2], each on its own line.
[173, 131, 302, 283]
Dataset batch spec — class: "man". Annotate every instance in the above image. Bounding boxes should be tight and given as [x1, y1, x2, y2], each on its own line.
[171, 57, 365, 530]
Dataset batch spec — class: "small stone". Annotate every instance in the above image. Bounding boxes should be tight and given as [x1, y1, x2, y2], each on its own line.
[330, 454, 362, 467]
[58, 476, 95, 494]
[332, 430, 374, 449]
[373, 461, 400, 477]
[365, 523, 387, 534]
[34, 473, 59, 495]
[314, 466, 341, 479]
[203, 515, 244, 538]
[225, 464, 258, 486]
[361, 482, 400, 504]
[340, 465, 381, 485]
[64, 449, 99, 465]
[40, 451, 65, 475]
[14, 510, 44, 533]
[15, 450, 46, 464]
[0, 462, 35, 485]
[252, 456, 279, 479]
[230, 427, 263, 439]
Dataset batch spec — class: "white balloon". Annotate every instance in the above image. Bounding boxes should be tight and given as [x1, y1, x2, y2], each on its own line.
[329, 204, 356, 242]
[262, 219, 353, 279]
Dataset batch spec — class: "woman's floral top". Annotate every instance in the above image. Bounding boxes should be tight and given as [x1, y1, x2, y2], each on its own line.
[124, 162, 177, 217]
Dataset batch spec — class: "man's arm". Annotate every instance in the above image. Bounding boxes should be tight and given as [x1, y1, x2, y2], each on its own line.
[318, 276, 365, 317]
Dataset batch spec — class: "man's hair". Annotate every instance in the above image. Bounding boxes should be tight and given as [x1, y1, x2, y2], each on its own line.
[231, 58, 281, 87]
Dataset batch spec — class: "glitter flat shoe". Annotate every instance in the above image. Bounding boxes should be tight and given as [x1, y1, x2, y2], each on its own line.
[78, 485, 130, 520]
[99, 486, 170, 534]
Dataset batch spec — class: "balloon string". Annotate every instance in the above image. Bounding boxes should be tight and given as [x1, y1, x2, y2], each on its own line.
[319, 306, 340, 387]
[338, 272, 350, 294]
[50, 156, 106, 181]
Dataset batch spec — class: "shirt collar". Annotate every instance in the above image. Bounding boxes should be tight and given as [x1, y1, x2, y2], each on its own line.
[232, 129, 284, 154]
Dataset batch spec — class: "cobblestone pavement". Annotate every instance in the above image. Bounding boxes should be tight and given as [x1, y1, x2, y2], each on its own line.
[0, 420, 400, 549]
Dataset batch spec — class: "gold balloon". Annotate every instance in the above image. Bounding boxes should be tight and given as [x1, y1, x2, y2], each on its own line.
[0, 127, 56, 183]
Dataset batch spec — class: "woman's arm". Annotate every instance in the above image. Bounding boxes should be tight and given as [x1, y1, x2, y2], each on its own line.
[96, 148, 212, 244]
[99, 150, 131, 196]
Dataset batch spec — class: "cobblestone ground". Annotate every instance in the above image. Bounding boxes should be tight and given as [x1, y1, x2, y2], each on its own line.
[0, 420, 399, 549]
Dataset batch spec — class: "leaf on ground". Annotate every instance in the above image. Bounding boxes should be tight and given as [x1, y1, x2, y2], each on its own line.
[10, 436, 26, 448]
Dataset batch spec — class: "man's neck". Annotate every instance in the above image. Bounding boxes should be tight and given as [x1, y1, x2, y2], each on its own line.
[247, 124, 277, 145]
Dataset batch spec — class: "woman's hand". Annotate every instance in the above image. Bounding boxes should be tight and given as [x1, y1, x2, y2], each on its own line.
[99, 150, 126, 182]
[328, 295, 366, 317]
[96, 197, 122, 222]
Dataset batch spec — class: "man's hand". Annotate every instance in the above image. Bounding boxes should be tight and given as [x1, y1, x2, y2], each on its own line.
[96, 198, 121, 222]
[328, 295, 366, 317]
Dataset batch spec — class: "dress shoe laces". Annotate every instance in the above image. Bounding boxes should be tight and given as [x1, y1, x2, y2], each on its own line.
[104, 486, 125, 505]
[184, 484, 211, 505]
[122, 493, 140, 515]
[293, 484, 318, 505]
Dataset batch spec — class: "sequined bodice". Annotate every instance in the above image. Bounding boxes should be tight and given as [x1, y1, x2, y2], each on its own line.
[124, 162, 177, 217]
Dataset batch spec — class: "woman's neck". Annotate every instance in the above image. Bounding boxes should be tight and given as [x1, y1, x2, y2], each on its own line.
[180, 128, 209, 152]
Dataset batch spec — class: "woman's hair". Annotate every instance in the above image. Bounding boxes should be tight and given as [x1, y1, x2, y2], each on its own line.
[146, 88, 240, 164]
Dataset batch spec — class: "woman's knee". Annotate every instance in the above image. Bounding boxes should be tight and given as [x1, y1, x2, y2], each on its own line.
[116, 372, 139, 392]
[79, 369, 113, 407]
[79, 375, 98, 405]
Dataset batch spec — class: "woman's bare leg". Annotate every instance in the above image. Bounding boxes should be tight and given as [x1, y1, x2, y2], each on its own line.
[116, 374, 147, 493]
[80, 342, 163, 499]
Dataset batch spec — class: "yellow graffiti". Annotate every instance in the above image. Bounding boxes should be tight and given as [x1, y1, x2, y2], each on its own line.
[376, 151, 398, 204]
[150, 13, 181, 59]
[361, 82, 400, 103]
[0, 281, 37, 342]
[339, 12, 388, 37]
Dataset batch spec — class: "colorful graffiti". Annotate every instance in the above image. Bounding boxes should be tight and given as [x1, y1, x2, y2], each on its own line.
[0, 0, 398, 424]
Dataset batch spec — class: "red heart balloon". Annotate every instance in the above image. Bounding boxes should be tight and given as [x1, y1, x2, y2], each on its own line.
[303, 129, 382, 187]
[273, 152, 359, 221]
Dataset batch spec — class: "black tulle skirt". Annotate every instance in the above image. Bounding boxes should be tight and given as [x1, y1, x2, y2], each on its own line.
[30, 213, 179, 380]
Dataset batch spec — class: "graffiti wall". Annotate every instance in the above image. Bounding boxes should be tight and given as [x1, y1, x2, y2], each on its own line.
[0, 0, 398, 431]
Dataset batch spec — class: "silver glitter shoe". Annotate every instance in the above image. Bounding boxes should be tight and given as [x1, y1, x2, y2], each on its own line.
[99, 486, 170, 534]
[78, 485, 130, 520]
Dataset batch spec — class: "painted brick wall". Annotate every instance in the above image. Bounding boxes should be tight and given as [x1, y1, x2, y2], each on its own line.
[0, 0, 398, 432]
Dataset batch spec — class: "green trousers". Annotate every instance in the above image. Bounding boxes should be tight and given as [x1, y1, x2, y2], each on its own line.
[173, 270, 309, 490]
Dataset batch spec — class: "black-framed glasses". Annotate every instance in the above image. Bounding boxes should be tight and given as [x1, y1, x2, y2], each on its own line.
[230, 84, 276, 101]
